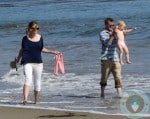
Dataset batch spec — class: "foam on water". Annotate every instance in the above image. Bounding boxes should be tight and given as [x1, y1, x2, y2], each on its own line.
[0, 67, 149, 114]
[1, 67, 150, 95]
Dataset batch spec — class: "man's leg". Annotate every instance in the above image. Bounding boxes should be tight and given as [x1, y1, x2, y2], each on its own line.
[117, 87, 122, 98]
[112, 61, 122, 98]
[100, 60, 111, 98]
[101, 86, 105, 98]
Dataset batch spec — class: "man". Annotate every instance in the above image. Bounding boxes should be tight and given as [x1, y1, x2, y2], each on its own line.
[99, 18, 122, 98]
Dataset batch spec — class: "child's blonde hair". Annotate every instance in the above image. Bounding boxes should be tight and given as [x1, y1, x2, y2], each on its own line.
[118, 20, 126, 28]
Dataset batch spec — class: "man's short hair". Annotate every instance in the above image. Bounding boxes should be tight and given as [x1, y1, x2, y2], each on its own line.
[104, 18, 114, 25]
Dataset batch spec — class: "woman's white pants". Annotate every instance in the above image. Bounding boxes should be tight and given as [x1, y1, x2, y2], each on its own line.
[23, 63, 43, 91]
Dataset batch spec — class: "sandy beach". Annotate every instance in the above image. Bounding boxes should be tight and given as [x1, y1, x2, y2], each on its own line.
[0, 106, 149, 119]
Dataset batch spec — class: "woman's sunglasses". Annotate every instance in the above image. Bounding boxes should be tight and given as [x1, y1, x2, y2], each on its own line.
[30, 27, 39, 30]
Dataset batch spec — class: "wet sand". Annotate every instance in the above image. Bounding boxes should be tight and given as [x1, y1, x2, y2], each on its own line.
[0, 106, 149, 119]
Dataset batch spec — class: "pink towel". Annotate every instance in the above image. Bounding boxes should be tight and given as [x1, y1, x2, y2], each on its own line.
[54, 53, 65, 76]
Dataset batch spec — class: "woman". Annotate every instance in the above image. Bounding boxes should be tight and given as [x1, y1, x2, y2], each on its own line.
[16, 21, 59, 105]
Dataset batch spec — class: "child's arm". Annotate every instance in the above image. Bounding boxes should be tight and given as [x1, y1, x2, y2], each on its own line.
[123, 28, 136, 35]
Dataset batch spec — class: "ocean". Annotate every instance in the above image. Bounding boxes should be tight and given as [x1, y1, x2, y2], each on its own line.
[0, 0, 150, 116]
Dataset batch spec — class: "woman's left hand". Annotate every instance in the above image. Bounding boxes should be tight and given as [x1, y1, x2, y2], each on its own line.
[54, 51, 61, 55]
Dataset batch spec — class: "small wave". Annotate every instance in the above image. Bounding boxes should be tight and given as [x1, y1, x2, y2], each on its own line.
[0, 3, 15, 7]
[64, 95, 98, 99]
[0, 23, 19, 29]
[77, 28, 99, 37]
[40, 101, 75, 104]
[1, 67, 24, 85]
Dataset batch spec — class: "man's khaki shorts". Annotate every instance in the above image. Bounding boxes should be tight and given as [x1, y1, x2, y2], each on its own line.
[100, 59, 122, 88]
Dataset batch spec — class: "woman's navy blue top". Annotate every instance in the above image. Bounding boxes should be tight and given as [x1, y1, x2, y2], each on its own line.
[21, 36, 43, 65]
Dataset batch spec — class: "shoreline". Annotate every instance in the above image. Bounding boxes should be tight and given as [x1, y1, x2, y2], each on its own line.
[0, 105, 149, 119]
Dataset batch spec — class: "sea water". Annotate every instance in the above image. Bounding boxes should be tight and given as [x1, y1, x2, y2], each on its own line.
[0, 0, 150, 115]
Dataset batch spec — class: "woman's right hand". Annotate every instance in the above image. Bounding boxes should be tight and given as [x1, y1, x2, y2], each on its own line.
[15, 57, 20, 63]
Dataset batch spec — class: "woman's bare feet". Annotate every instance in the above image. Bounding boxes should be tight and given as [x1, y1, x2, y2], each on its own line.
[23, 100, 27, 105]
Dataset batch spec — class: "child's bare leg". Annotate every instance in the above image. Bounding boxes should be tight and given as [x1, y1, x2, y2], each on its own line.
[123, 45, 131, 64]
[120, 52, 124, 65]
[118, 45, 124, 65]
